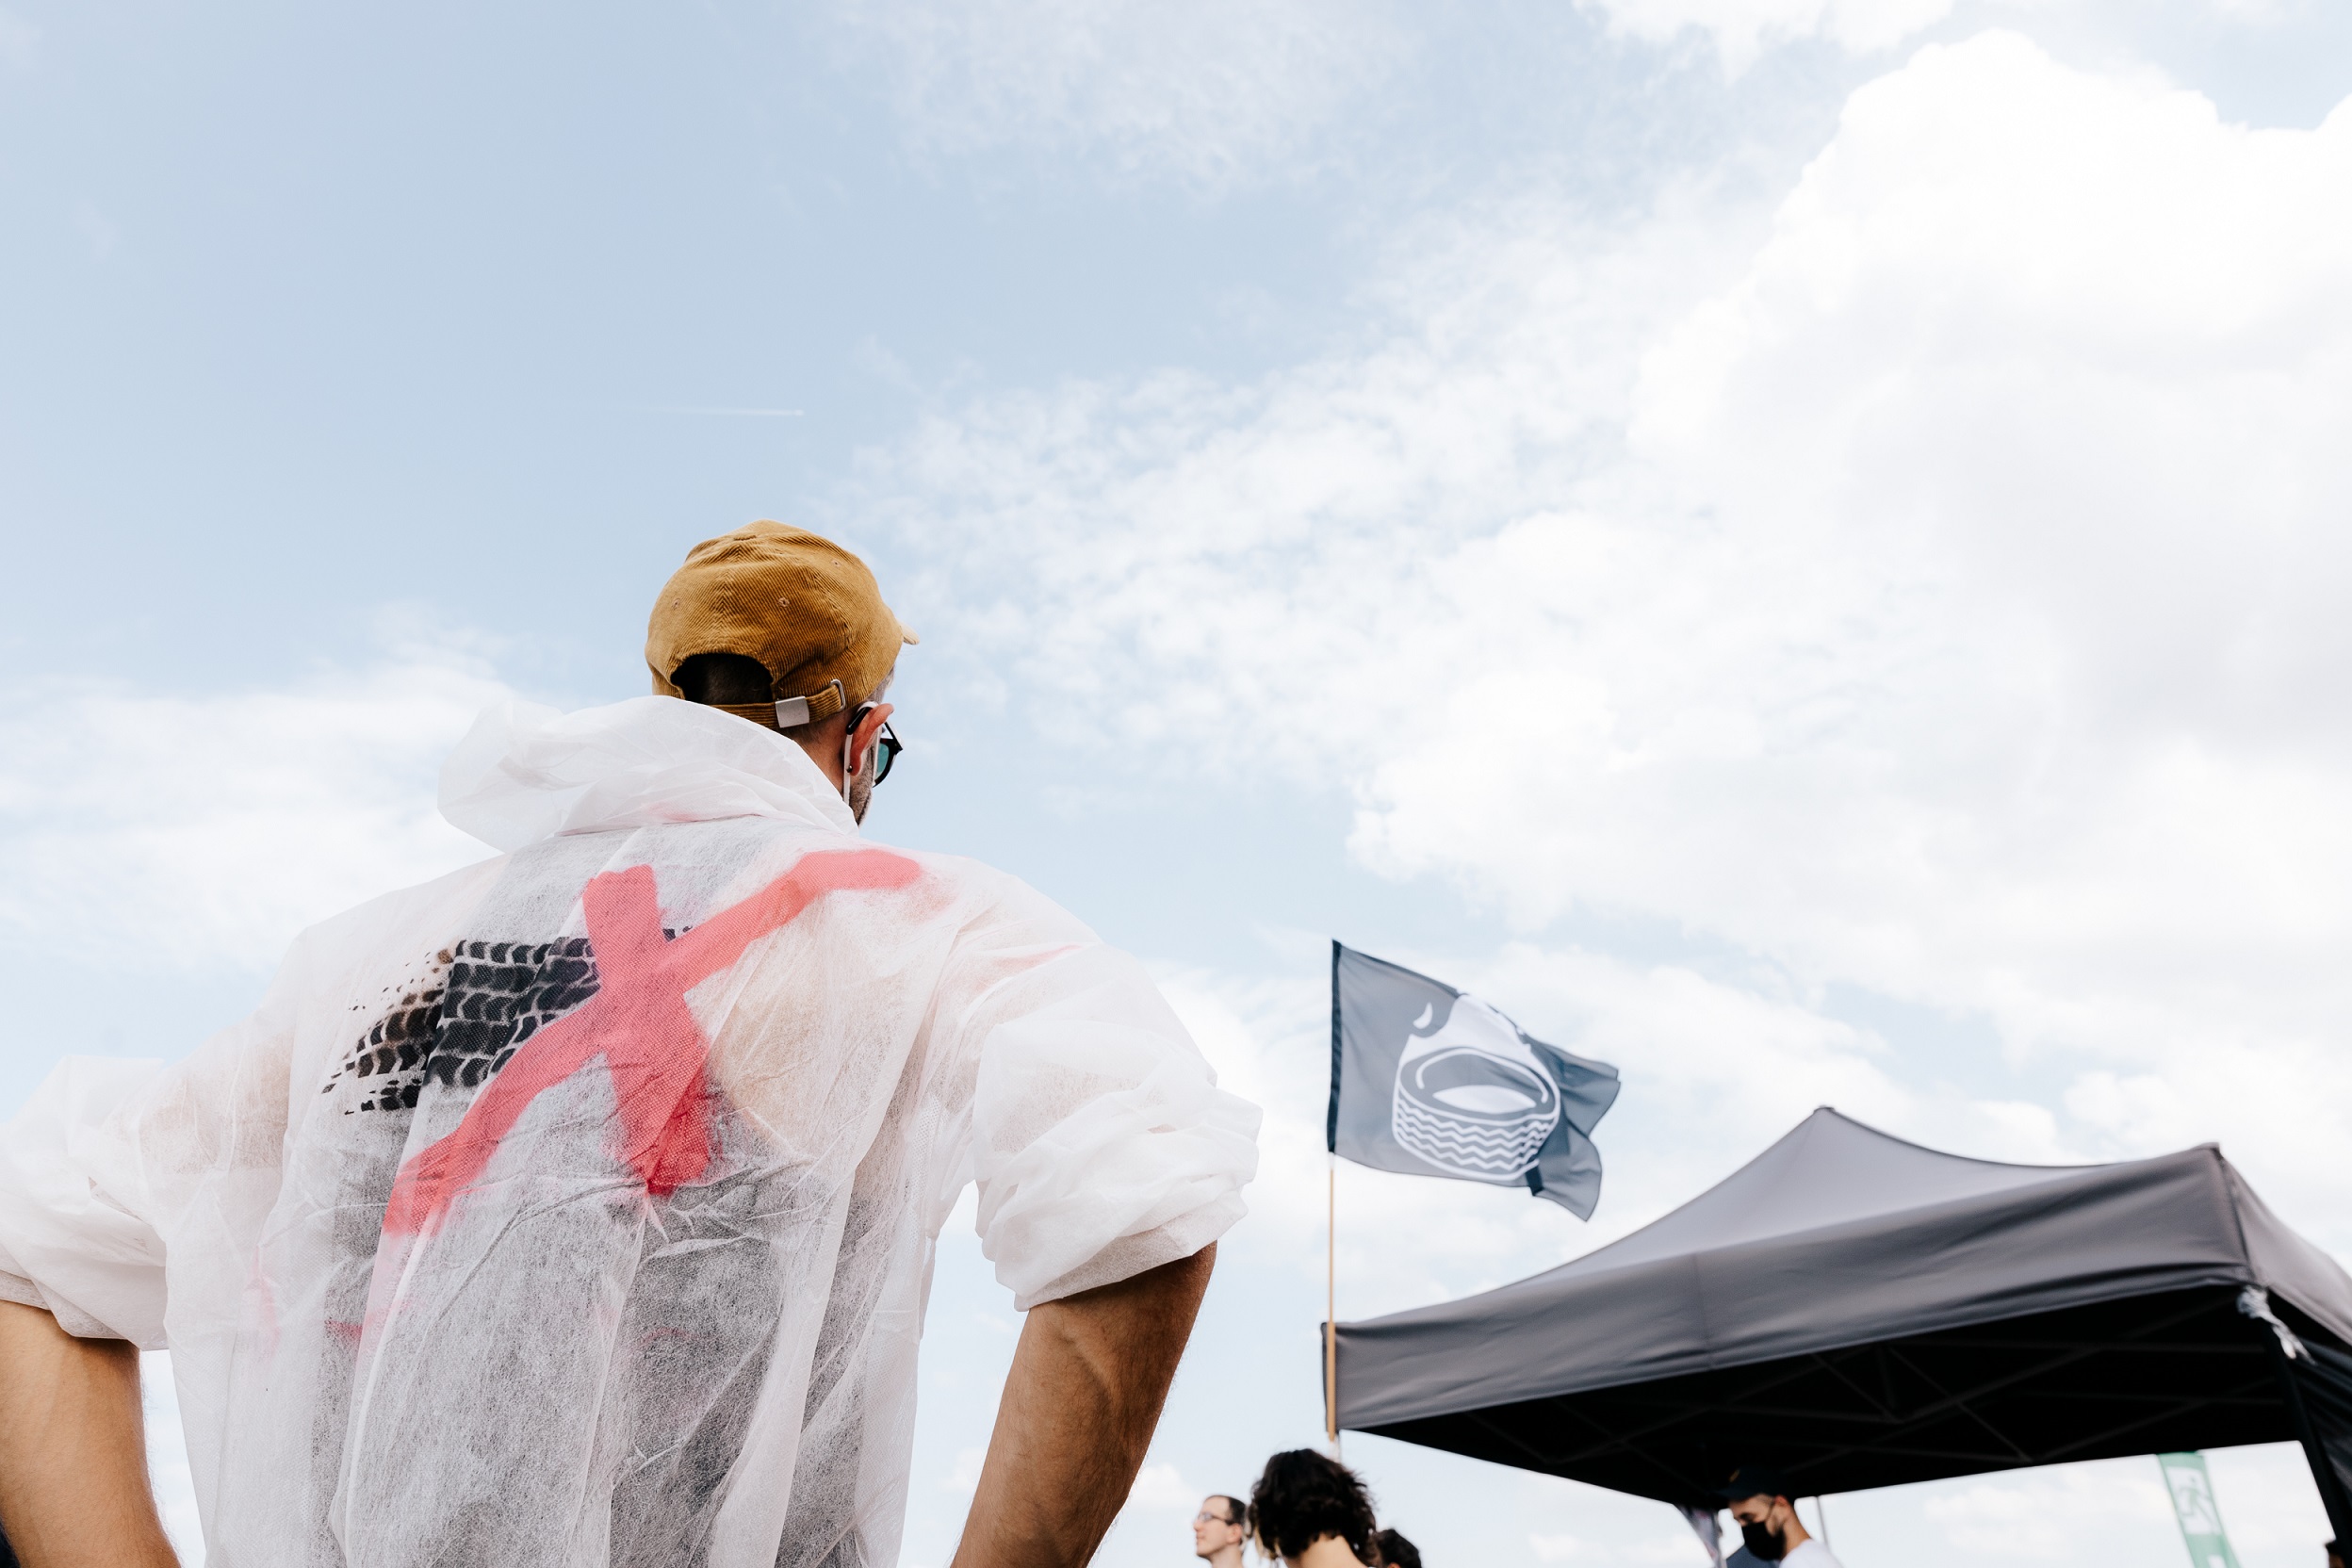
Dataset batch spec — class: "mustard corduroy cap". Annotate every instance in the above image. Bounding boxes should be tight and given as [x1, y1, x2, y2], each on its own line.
[646, 521, 918, 725]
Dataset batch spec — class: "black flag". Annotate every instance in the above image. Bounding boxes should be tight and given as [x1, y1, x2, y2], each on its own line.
[1327, 942, 1620, 1217]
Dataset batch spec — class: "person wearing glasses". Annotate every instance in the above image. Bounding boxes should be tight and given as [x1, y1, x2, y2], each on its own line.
[0, 520, 1261, 1568]
[1194, 1494, 1248, 1568]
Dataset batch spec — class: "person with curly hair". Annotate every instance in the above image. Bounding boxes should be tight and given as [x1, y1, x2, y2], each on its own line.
[1246, 1449, 1377, 1568]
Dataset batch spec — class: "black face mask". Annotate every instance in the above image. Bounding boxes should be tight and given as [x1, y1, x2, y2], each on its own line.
[1739, 1520, 1786, 1561]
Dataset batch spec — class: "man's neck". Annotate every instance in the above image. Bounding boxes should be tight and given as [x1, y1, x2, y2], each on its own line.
[1203, 1546, 1245, 1568]
[793, 730, 847, 792]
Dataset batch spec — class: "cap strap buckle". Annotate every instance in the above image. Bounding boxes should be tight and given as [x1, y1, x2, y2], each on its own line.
[776, 678, 846, 727]
[713, 678, 847, 732]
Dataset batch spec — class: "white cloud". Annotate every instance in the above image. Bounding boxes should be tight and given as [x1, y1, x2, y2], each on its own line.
[1570, 0, 2323, 74]
[1578, 0, 1959, 71]
[2199, 1443, 2337, 1552]
[869, 31, 2352, 1254]
[1125, 1460, 1199, 1510]
[831, 0, 1407, 188]
[1919, 1464, 2172, 1558]
[0, 625, 507, 972]
[1810, 1452, 2328, 1563]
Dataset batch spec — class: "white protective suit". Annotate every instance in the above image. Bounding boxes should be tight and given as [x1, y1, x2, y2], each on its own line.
[0, 695, 1262, 1568]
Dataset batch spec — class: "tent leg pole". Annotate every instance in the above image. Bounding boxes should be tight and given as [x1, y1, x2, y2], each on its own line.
[2262, 1324, 2352, 1544]
[1326, 1156, 1339, 1458]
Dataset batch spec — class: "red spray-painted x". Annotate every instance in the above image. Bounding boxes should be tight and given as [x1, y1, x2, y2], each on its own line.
[384, 847, 923, 1236]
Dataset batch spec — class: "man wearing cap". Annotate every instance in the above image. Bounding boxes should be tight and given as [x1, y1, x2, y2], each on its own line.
[1719, 1467, 1840, 1568]
[0, 521, 1262, 1568]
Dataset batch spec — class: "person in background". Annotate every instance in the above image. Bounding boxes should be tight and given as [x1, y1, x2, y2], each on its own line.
[1371, 1527, 1421, 1568]
[1247, 1450, 1378, 1568]
[2328, 1540, 2344, 1568]
[1194, 1494, 1247, 1568]
[1720, 1465, 1840, 1568]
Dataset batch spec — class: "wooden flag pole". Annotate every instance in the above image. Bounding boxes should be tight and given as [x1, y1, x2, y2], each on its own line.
[1326, 1154, 1340, 1455]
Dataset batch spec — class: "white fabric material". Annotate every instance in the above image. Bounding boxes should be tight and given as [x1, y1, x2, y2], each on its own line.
[439, 695, 860, 850]
[0, 695, 1260, 1568]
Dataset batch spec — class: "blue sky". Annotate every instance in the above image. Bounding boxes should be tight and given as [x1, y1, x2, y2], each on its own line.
[9, 1, 2352, 1563]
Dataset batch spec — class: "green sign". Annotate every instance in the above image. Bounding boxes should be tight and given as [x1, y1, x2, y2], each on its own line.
[2156, 1452, 2241, 1568]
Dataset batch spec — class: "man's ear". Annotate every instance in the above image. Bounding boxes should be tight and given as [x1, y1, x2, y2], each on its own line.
[847, 701, 893, 772]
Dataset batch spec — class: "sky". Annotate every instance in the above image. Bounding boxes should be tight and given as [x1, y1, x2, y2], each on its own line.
[8, 0, 2352, 1562]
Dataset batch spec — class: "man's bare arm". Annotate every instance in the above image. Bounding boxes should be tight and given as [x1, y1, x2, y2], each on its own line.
[0, 1300, 177, 1568]
[952, 1243, 1217, 1568]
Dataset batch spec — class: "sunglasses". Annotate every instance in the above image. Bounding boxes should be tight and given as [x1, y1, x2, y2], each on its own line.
[852, 705, 902, 786]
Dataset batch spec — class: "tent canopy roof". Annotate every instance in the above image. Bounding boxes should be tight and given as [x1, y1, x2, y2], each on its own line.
[1335, 1109, 2352, 1501]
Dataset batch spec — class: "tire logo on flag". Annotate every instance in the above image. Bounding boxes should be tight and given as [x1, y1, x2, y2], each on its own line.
[1391, 995, 1562, 1179]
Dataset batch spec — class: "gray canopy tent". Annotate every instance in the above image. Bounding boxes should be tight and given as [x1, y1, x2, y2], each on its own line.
[1333, 1108, 2352, 1539]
